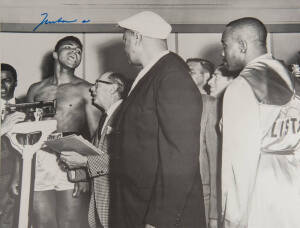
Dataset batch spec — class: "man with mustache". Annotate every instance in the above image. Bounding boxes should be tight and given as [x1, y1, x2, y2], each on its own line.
[60, 71, 129, 228]
[11, 36, 101, 228]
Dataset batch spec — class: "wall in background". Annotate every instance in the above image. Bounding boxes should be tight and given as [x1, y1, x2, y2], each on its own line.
[177, 33, 223, 65]
[1, 31, 300, 99]
[0, 33, 84, 99]
[270, 33, 300, 64]
[1, 0, 300, 25]
[84, 33, 176, 83]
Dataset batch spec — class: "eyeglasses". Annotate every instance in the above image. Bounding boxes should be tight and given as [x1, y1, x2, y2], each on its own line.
[95, 79, 114, 85]
[94, 79, 114, 89]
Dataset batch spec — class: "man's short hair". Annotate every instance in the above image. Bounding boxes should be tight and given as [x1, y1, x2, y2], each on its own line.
[107, 72, 130, 99]
[54, 36, 83, 52]
[186, 58, 215, 75]
[226, 17, 267, 47]
[1, 63, 17, 81]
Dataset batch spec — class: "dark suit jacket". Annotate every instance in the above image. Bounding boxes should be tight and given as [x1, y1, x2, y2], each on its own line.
[111, 52, 206, 228]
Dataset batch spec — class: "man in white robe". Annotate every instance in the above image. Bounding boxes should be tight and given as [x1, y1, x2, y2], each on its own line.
[221, 17, 300, 228]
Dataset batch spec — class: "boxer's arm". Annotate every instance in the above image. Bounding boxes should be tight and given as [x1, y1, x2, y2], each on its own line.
[26, 83, 39, 102]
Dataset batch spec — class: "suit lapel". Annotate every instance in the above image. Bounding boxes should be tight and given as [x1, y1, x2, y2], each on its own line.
[98, 104, 122, 150]
[116, 53, 171, 129]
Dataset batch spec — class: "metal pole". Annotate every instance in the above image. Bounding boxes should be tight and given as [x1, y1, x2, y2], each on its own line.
[6, 120, 57, 228]
[18, 146, 34, 228]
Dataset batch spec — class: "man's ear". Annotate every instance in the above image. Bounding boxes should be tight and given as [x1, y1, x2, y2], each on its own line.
[239, 40, 247, 53]
[134, 33, 142, 46]
[204, 72, 210, 82]
[53, 52, 58, 60]
[109, 83, 118, 94]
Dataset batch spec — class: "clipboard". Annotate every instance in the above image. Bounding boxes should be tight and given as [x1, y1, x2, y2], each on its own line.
[44, 134, 102, 156]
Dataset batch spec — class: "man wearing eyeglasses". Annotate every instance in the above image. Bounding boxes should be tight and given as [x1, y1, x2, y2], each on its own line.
[11, 36, 101, 228]
[60, 72, 129, 228]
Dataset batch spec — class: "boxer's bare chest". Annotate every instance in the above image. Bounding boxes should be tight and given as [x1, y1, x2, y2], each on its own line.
[34, 83, 84, 108]
[33, 83, 87, 130]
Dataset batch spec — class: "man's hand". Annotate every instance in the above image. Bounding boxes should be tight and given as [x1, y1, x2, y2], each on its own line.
[1, 112, 25, 136]
[60, 151, 88, 169]
[10, 178, 19, 196]
[72, 182, 89, 198]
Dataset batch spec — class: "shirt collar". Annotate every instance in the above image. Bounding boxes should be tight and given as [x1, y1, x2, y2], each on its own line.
[106, 99, 123, 118]
[1, 97, 16, 105]
[246, 53, 272, 68]
[140, 50, 170, 76]
[1, 97, 16, 120]
[243, 53, 293, 90]
[128, 50, 169, 95]
[101, 99, 123, 135]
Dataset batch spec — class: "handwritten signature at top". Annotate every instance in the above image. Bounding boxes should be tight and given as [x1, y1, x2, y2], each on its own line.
[33, 13, 91, 31]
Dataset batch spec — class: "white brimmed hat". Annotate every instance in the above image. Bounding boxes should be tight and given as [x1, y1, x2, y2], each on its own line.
[118, 11, 172, 39]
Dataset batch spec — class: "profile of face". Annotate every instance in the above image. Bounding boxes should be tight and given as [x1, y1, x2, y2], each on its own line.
[187, 61, 210, 89]
[90, 73, 116, 108]
[54, 40, 82, 69]
[221, 28, 244, 71]
[1, 70, 17, 100]
[208, 68, 234, 97]
[122, 30, 139, 65]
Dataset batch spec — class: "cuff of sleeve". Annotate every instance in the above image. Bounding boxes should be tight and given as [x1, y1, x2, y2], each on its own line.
[87, 155, 109, 178]
[68, 168, 89, 182]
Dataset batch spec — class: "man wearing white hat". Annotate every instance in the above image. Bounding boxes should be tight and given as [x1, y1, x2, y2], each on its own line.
[111, 11, 206, 228]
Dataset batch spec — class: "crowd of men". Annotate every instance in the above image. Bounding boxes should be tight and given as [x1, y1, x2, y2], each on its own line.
[1, 10, 300, 228]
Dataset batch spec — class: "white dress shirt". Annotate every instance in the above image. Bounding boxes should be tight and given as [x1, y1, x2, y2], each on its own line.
[1, 97, 16, 120]
[127, 50, 169, 96]
[101, 99, 123, 135]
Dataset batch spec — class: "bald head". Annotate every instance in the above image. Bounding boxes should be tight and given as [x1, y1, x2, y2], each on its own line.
[226, 17, 267, 48]
[221, 17, 268, 71]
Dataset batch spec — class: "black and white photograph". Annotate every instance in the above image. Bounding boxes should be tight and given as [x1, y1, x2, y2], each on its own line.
[1, 1, 300, 228]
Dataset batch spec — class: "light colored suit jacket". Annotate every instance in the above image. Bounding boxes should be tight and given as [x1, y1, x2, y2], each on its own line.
[70, 107, 120, 228]
[200, 94, 219, 224]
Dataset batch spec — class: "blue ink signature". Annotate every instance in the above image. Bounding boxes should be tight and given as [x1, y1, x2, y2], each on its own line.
[33, 13, 91, 31]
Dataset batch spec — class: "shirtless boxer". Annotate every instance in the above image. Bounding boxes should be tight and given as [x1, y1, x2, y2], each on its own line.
[11, 36, 101, 228]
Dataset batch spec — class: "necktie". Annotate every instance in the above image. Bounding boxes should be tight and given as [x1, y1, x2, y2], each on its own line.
[97, 112, 107, 142]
